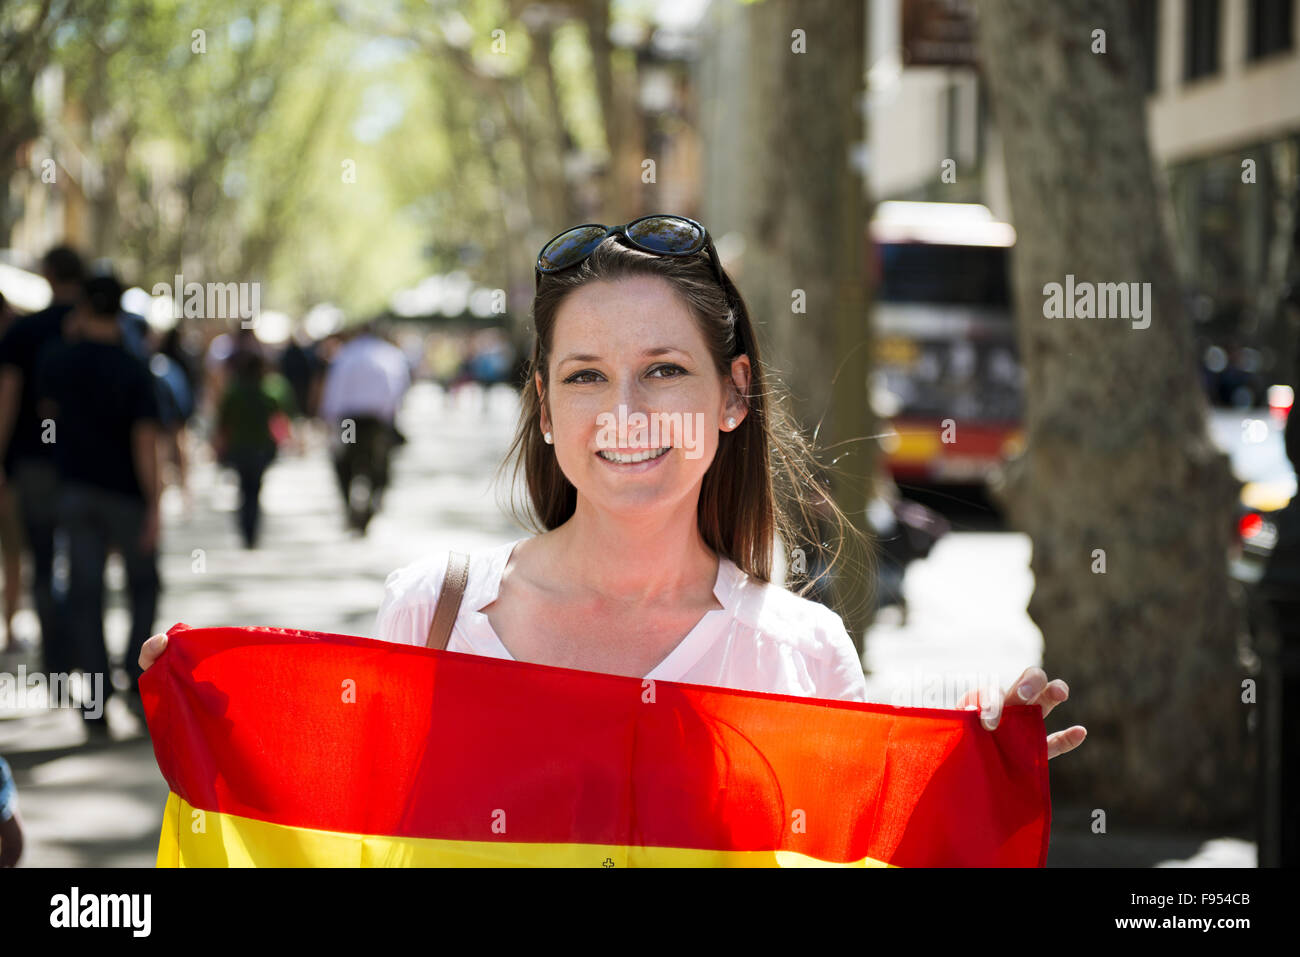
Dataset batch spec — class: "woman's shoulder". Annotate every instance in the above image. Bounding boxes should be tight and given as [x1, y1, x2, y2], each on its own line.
[730, 569, 856, 664]
[722, 569, 866, 702]
[373, 539, 523, 646]
[379, 548, 456, 606]
[379, 542, 500, 609]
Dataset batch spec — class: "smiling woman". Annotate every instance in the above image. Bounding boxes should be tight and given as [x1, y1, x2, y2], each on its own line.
[370, 214, 879, 699]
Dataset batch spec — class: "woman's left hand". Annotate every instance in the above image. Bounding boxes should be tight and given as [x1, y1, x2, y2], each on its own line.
[956, 666, 1086, 760]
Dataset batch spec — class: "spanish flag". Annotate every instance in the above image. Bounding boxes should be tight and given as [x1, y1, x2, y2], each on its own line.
[140, 623, 1051, 867]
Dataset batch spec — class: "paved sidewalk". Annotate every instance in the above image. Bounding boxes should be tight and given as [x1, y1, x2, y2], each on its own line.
[858, 532, 1256, 867]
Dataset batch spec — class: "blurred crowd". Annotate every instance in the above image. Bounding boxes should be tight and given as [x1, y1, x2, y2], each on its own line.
[0, 244, 519, 757]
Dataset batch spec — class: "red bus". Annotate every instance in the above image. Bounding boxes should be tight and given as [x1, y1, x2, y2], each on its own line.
[868, 202, 1024, 486]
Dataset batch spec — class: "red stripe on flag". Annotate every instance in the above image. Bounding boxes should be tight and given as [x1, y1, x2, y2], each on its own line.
[140, 623, 1050, 866]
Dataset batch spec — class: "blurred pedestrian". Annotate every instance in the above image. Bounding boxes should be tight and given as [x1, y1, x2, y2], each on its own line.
[202, 326, 260, 423]
[427, 332, 463, 411]
[36, 274, 162, 735]
[159, 324, 203, 410]
[279, 326, 324, 422]
[0, 755, 21, 867]
[118, 303, 151, 360]
[1258, 399, 1300, 866]
[202, 328, 235, 421]
[0, 245, 84, 672]
[0, 294, 22, 652]
[465, 328, 515, 414]
[439, 334, 474, 410]
[151, 326, 199, 512]
[213, 349, 295, 548]
[319, 322, 410, 534]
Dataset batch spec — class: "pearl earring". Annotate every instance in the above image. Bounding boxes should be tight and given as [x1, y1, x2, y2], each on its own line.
[544, 431, 553, 444]
[726, 417, 737, 429]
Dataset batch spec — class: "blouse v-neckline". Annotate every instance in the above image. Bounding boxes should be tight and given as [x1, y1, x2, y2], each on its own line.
[463, 538, 741, 681]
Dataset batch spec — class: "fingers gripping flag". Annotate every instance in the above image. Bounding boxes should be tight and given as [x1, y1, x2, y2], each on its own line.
[140, 623, 1051, 867]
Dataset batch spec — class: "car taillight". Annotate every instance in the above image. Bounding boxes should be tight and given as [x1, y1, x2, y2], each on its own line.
[1268, 384, 1294, 423]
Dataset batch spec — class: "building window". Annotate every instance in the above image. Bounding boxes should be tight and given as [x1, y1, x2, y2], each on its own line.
[1248, 0, 1294, 60]
[1184, 0, 1221, 80]
[1131, 0, 1159, 93]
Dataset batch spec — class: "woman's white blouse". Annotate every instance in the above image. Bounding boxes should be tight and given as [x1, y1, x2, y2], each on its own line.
[373, 537, 869, 703]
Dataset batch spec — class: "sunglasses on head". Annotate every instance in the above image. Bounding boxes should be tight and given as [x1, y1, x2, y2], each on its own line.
[534, 214, 730, 298]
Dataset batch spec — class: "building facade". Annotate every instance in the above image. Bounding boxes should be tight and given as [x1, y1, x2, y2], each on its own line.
[866, 0, 1299, 402]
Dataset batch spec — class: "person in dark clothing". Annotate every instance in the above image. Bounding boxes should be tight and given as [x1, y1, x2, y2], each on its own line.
[0, 245, 84, 673]
[279, 330, 323, 420]
[155, 324, 203, 510]
[37, 275, 162, 737]
[118, 309, 151, 361]
[0, 293, 22, 652]
[214, 349, 295, 548]
[159, 325, 202, 413]
[1257, 402, 1300, 866]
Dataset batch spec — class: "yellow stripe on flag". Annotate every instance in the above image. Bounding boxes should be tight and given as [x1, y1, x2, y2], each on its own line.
[157, 792, 894, 868]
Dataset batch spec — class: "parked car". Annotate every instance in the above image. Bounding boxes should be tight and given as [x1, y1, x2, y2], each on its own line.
[1206, 388, 1297, 582]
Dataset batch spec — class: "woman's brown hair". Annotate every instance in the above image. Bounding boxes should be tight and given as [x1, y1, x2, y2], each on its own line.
[494, 235, 874, 610]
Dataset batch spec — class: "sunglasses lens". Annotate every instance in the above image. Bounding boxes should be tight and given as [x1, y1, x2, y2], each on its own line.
[538, 226, 609, 272]
[625, 216, 703, 255]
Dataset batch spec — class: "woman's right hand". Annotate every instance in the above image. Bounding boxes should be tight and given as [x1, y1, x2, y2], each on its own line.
[139, 632, 169, 672]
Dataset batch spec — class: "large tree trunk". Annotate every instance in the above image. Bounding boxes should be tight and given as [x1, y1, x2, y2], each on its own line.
[740, 0, 875, 649]
[976, 0, 1252, 828]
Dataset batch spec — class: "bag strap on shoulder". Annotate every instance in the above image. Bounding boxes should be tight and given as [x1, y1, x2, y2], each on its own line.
[425, 550, 470, 650]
